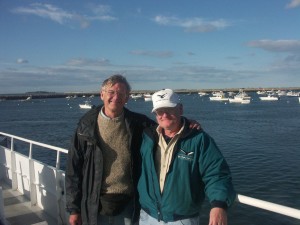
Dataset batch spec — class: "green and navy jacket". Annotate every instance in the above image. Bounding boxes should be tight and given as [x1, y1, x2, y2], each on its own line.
[138, 117, 236, 222]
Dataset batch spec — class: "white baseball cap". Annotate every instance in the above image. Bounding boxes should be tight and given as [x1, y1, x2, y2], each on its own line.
[151, 89, 180, 112]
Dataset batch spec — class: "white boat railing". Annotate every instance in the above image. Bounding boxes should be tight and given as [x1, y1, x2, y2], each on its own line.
[0, 132, 68, 224]
[0, 132, 300, 224]
[237, 194, 300, 219]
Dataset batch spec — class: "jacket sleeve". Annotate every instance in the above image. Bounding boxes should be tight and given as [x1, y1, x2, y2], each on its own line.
[65, 130, 84, 214]
[199, 133, 236, 208]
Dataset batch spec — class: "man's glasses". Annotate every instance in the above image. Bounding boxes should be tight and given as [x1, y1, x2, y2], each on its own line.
[155, 107, 178, 116]
[103, 90, 128, 98]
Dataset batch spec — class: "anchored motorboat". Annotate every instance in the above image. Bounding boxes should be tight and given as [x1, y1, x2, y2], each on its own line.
[209, 93, 229, 101]
[79, 101, 94, 109]
[259, 95, 279, 101]
[130, 93, 143, 100]
[143, 93, 152, 101]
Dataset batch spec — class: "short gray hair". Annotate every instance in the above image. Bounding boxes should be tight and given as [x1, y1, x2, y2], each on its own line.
[101, 74, 131, 93]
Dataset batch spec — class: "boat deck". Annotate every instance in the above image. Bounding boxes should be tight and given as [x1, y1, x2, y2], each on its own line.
[0, 181, 56, 225]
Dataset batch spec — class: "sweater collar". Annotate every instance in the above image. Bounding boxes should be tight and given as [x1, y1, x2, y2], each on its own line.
[100, 106, 124, 121]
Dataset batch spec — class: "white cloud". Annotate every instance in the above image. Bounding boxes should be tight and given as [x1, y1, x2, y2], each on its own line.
[1, 56, 299, 94]
[13, 3, 72, 24]
[66, 58, 110, 67]
[16, 58, 29, 64]
[286, 0, 300, 8]
[90, 4, 111, 15]
[87, 4, 117, 22]
[153, 16, 231, 32]
[247, 40, 300, 53]
[12, 3, 116, 28]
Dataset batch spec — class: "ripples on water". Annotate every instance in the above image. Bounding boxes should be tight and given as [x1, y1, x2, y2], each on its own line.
[0, 93, 299, 225]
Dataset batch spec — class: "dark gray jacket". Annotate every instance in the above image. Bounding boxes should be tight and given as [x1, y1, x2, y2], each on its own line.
[65, 105, 156, 225]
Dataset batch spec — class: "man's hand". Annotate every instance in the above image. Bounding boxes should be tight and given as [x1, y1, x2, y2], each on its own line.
[69, 214, 82, 225]
[208, 208, 227, 225]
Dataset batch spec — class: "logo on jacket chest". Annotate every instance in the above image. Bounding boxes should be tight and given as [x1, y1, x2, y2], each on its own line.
[177, 149, 194, 161]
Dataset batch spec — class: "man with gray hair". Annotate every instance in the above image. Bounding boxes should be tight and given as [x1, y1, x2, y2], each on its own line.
[66, 75, 157, 225]
[138, 89, 236, 225]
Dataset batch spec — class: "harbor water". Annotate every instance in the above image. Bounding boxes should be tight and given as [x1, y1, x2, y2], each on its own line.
[0, 93, 299, 225]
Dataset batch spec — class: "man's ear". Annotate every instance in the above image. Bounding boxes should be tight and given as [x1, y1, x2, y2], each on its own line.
[100, 90, 104, 101]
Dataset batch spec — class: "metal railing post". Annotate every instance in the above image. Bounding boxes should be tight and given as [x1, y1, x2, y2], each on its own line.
[55, 151, 65, 224]
[10, 137, 17, 191]
[29, 142, 37, 206]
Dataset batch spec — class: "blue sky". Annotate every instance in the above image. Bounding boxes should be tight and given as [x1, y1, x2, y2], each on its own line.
[1, 0, 300, 94]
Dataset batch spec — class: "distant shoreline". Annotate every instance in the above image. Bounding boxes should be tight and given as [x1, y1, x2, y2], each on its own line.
[1, 87, 300, 101]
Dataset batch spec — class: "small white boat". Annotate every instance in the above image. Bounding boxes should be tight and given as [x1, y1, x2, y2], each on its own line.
[209, 93, 228, 101]
[79, 101, 93, 109]
[241, 99, 251, 104]
[143, 93, 152, 101]
[130, 94, 143, 100]
[198, 92, 208, 96]
[237, 91, 251, 100]
[286, 91, 299, 97]
[20, 96, 32, 102]
[212, 91, 224, 96]
[229, 97, 250, 104]
[277, 90, 287, 96]
[257, 90, 266, 95]
[259, 95, 279, 101]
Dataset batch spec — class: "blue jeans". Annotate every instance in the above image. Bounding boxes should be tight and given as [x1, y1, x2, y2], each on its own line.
[97, 201, 134, 225]
[139, 209, 200, 225]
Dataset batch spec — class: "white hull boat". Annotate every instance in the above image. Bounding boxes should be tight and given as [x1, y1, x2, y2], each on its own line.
[198, 92, 208, 96]
[209, 94, 228, 101]
[20, 96, 32, 102]
[79, 101, 93, 109]
[286, 91, 300, 97]
[143, 93, 152, 101]
[259, 95, 279, 101]
[257, 90, 266, 95]
[130, 94, 143, 100]
[229, 97, 250, 104]
[235, 90, 251, 100]
[209, 96, 229, 101]
[277, 90, 287, 96]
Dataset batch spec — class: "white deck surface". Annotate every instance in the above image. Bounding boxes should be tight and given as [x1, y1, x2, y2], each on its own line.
[1, 181, 56, 225]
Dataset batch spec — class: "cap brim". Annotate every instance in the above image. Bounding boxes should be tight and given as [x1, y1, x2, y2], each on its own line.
[151, 103, 177, 113]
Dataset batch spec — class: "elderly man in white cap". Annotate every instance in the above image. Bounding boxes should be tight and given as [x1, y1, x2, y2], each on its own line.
[137, 89, 236, 225]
